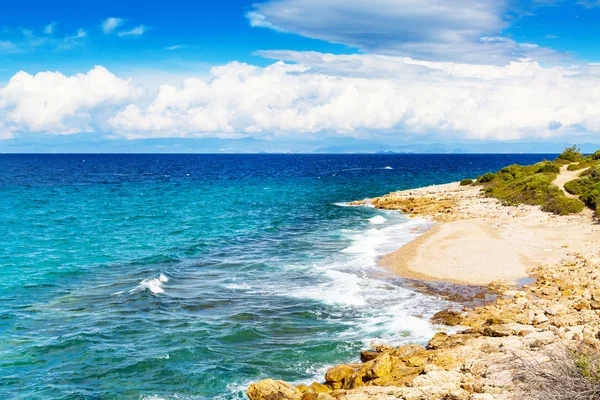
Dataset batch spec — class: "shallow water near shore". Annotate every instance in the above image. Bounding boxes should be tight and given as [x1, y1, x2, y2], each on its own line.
[0, 153, 553, 399]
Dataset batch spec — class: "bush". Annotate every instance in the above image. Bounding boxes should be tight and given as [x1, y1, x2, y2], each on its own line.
[541, 196, 585, 215]
[565, 177, 597, 195]
[593, 150, 600, 160]
[536, 163, 560, 174]
[460, 179, 473, 186]
[557, 145, 583, 162]
[581, 186, 600, 209]
[596, 204, 600, 218]
[478, 173, 496, 183]
[482, 161, 583, 215]
[567, 162, 593, 171]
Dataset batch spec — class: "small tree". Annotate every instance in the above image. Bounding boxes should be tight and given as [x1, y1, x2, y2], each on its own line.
[558, 145, 583, 162]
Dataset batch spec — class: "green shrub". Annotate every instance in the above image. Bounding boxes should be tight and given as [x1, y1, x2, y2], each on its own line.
[593, 150, 600, 160]
[536, 163, 560, 174]
[541, 196, 585, 215]
[481, 161, 583, 215]
[557, 145, 583, 162]
[460, 179, 473, 186]
[581, 186, 600, 209]
[564, 178, 595, 196]
[478, 172, 496, 183]
[567, 162, 593, 171]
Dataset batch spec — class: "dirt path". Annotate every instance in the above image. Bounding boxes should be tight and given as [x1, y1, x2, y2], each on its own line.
[553, 164, 581, 199]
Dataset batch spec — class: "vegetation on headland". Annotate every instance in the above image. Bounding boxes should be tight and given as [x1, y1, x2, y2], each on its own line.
[473, 146, 600, 216]
[475, 159, 583, 216]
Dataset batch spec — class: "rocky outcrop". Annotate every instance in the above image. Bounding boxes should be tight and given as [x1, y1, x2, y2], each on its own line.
[247, 379, 302, 400]
[248, 253, 600, 399]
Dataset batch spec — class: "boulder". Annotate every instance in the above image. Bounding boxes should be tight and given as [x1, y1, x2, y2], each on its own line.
[360, 350, 381, 363]
[247, 379, 302, 400]
[427, 332, 449, 350]
[482, 325, 513, 338]
[325, 365, 355, 390]
[431, 310, 463, 326]
[304, 382, 330, 394]
[365, 353, 393, 379]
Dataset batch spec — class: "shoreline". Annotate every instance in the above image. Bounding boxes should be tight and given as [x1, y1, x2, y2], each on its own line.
[248, 175, 600, 400]
[366, 181, 595, 287]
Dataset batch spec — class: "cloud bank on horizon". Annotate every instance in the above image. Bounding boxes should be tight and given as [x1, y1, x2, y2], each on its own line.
[1, 0, 600, 145]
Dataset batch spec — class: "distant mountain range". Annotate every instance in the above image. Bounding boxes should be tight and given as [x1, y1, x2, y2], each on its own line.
[314, 142, 600, 154]
[2, 132, 599, 154]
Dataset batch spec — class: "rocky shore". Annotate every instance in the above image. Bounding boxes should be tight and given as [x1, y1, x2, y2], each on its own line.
[247, 178, 600, 400]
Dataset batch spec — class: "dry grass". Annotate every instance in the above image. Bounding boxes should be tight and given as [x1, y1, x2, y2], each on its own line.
[514, 345, 600, 400]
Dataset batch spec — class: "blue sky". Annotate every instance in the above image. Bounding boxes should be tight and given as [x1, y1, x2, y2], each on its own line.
[0, 0, 352, 79]
[2, 0, 600, 152]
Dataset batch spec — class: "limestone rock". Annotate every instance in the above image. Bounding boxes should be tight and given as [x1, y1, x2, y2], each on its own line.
[248, 379, 302, 400]
[431, 310, 463, 326]
[482, 325, 513, 337]
[427, 332, 449, 350]
[545, 303, 567, 316]
[325, 365, 355, 390]
[366, 352, 392, 379]
[359, 350, 380, 363]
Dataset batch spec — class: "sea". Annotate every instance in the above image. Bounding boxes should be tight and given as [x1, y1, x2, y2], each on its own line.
[0, 153, 552, 399]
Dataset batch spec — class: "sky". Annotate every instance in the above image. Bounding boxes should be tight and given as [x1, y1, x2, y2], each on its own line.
[2, 0, 600, 152]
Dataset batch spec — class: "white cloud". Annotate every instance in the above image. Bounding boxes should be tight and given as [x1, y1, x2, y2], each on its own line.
[0, 28, 86, 53]
[118, 25, 146, 37]
[0, 66, 142, 135]
[246, 0, 566, 63]
[59, 29, 86, 49]
[165, 45, 182, 51]
[246, 11, 286, 32]
[5, 56, 600, 142]
[0, 40, 18, 53]
[102, 17, 126, 34]
[44, 22, 57, 35]
[106, 55, 600, 141]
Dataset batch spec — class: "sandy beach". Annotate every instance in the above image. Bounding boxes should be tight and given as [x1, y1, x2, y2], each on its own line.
[368, 180, 598, 286]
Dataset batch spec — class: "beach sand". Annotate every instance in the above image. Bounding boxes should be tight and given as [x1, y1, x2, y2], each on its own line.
[374, 182, 598, 286]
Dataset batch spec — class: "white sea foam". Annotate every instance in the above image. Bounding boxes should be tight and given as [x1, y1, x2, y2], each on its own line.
[333, 201, 374, 208]
[368, 215, 386, 224]
[224, 282, 251, 291]
[283, 210, 442, 345]
[131, 273, 169, 294]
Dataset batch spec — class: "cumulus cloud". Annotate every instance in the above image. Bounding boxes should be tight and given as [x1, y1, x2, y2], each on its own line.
[0, 66, 142, 135]
[5, 56, 600, 142]
[102, 17, 126, 34]
[106, 55, 600, 141]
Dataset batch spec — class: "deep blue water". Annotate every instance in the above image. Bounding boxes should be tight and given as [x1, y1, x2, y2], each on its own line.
[0, 154, 552, 399]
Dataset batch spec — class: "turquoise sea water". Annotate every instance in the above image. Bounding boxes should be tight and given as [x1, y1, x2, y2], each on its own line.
[0, 154, 550, 399]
